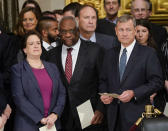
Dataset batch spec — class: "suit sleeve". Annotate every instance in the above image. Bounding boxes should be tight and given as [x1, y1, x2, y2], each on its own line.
[11, 65, 43, 124]
[134, 49, 164, 101]
[0, 73, 7, 115]
[50, 65, 66, 117]
[95, 47, 106, 113]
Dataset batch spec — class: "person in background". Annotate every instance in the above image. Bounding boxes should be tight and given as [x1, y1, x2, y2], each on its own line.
[63, 2, 82, 17]
[135, 19, 167, 111]
[42, 11, 56, 19]
[37, 17, 60, 60]
[77, 4, 118, 49]
[13, 7, 41, 64]
[161, 37, 168, 95]
[11, 31, 65, 131]
[99, 14, 163, 131]
[53, 9, 63, 22]
[131, 0, 167, 49]
[96, 0, 120, 36]
[22, 0, 42, 16]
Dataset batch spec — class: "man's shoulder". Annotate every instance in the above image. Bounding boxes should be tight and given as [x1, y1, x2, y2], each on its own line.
[96, 32, 116, 40]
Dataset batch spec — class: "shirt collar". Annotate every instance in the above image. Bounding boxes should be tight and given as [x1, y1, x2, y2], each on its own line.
[80, 32, 96, 42]
[42, 41, 57, 51]
[62, 39, 81, 51]
[121, 39, 136, 53]
[105, 17, 118, 24]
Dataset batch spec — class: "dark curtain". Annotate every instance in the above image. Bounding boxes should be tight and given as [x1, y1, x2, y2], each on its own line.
[0, 0, 19, 33]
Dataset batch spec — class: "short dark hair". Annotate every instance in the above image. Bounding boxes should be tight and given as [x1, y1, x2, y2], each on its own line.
[103, 0, 121, 6]
[42, 11, 56, 18]
[78, 4, 98, 19]
[22, 0, 42, 15]
[22, 30, 42, 50]
[37, 16, 57, 34]
[63, 2, 82, 17]
[53, 9, 63, 15]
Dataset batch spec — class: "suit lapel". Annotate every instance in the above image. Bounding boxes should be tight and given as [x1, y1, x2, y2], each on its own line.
[23, 60, 44, 112]
[23, 61, 42, 95]
[70, 41, 87, 84]
[43, 61, 58, 111]
[121, 43, 139, 84]
[55, 46, 69, 86]
[113, 47, 121, 85]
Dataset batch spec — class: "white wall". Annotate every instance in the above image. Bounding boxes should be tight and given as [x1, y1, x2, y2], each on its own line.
[18, 0, 65, 12]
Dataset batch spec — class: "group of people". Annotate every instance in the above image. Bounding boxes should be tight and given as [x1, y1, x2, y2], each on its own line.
[0, 0, 168, 131]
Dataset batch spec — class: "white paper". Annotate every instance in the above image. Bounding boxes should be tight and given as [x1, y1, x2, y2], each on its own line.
[0, 127, 4, 131]
[39, 125, 57, 131]
[76, 99, 94, 129]
[0, 117, 4, 131]
[164, 102, 168, 116]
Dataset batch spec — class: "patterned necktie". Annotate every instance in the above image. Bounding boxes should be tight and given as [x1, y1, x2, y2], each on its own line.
[119, 48, 127, 80]
[65, 48, 73, 83]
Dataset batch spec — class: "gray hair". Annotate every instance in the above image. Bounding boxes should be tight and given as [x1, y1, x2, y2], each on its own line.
[58, 16, 78, 30]
[116, 14, 136, 27]
[131, 0, 151, 11]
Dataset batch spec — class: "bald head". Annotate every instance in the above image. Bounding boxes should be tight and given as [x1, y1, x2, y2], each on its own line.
[131, 0, 151, 20]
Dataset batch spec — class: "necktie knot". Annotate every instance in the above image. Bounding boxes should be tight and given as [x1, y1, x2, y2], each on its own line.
[67, 48, 73, 53]
[123, 48, 127, 54]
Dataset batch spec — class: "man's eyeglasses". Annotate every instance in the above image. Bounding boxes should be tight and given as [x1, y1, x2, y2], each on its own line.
[133, 8, 149, 13]
[59, 29, 77, 35]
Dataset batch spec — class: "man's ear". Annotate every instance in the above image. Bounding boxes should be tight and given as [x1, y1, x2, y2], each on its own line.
[23, 48, 27, 54]
[42, 29, 48, 37]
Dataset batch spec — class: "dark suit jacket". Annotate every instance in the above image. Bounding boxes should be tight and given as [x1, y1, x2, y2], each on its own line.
[95, 32, 119, 49]
[99, 42, 163, 131]
[11, 60, 65, 131]
[48, 39, 105, 130]
[0, 73, 7, 115]
[96, 18, 116, 37]
[150, 22, 167, 48]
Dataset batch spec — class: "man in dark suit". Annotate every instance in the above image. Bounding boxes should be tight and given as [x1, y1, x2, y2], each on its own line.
[99, 15, 163, 131]
[96, 0, 121, 36]
[77, 4, 118, 50]
[48, 16, 107, 131]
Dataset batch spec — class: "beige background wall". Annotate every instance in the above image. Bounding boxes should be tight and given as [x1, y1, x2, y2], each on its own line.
[18, 0, 65, 12]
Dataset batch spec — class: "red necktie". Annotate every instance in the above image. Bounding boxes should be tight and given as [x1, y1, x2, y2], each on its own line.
[65, 48, 73, 83]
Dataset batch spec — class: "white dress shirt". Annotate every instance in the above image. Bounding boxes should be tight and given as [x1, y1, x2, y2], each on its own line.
[42, 41, 57, 51]
[61, 39, 81, 74]
[119, 39, 136, 65]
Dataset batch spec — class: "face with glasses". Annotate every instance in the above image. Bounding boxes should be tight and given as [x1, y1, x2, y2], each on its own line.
[23, 34, 42, 58]
[115, 20, 136, 47]
[131, 0, 151, 19]
[22, 11, 38, 32]
[59, 19, 79, 47]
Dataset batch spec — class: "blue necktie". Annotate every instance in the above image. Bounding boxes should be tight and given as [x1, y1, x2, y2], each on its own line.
[119, 48, 127, 80]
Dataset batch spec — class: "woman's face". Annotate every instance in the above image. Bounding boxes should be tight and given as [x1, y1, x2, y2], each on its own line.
[23, 34, 42, 58]
[22, 11, 38, 32]
[136, 25, 149, 45]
